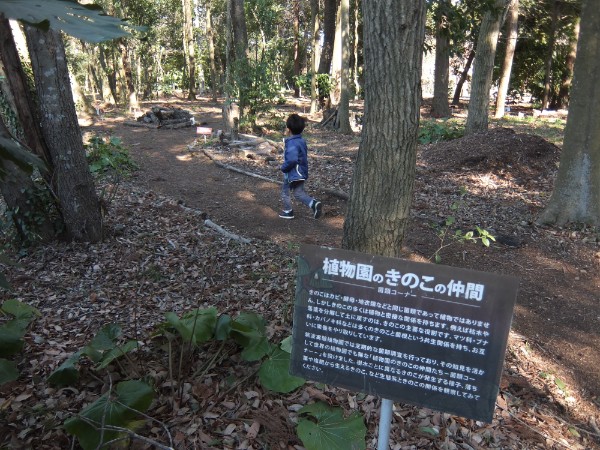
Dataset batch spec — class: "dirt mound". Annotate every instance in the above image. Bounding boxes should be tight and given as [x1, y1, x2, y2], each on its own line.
[420, 127, 561, 181]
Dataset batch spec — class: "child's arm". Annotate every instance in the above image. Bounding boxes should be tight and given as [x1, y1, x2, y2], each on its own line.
[280, 142, 298, 173]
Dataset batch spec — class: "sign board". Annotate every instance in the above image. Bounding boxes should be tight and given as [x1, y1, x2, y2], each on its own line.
[290, 244, 519, 422]
[196, 127, 213, 135]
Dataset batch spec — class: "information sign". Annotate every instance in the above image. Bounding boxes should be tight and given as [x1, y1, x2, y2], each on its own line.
[290, 244, 519, 422]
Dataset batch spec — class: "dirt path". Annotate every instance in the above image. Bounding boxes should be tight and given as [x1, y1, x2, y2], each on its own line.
[92, 101, 345, 248]
[87, 97, 600, 424]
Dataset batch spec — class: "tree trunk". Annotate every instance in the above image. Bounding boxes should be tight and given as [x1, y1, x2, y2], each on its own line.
[207, 6, 218, 102]
[537, 0, 600, 226]
[0, 15, 52, 165]
[465, 0, 509, 135]
[310, 0, 320, 113]
[230, 0, 249, 112]
[24, 26, 103, 242]
[0, 116, 55, 243]
[541, 0, 559, 111]
[119, 39, 139, 110]
[330, 2, 342, 107]
[99, 46, 119, 105]
[557, 17, 579, 109]
[293, 0, 301, 97]
[451, 48, 475, 105]
[342, 0, 426, 257]
[182, 0, 197, 100]
[431, 1, 451, 118]
[231, 0, 249, 61]
[352, 0, 360, 99]
[318, 0, 337, 75]
[494, 0, 519, 118]
[337, 0, 352, 133]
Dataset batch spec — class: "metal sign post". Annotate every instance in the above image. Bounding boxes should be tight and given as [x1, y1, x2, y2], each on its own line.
[377, 398, 394, 450]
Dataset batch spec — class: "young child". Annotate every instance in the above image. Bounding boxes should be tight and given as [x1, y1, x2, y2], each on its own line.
[279, 114, 322, 219]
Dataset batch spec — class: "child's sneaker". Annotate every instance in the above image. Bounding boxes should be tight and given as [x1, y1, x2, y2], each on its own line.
[279, 210, 294, 219]
[312, 201, 322, 219]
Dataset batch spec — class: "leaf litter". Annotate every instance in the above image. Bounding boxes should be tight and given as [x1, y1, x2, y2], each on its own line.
[1, 102, 599, 449]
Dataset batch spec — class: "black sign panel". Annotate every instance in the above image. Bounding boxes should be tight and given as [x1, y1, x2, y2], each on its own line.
[290, 244, 519, 422]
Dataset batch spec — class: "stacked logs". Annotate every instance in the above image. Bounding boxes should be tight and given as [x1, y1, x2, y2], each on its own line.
[124, 107, 195, 129]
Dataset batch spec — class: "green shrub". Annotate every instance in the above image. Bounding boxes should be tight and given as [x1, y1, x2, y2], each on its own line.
[419, 119, 464, 144]
[85, 135, 138, 177]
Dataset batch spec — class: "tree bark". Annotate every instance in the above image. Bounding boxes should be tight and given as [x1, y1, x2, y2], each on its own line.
[0, 116, 55, 243]
[337, 0, 352, 133]
[451, 48, 475, 105]
[318, 0, 337, 75]
[537, 0, 600, 226]
[182, 0, 197, 100]
[309, 0, 320, 113]
[330, 1, 342, 107]
[206, 6, 218, 102]
[342, 0, 426, 257]
[24, 26, 103, 242]
[293, 0, 301, 97]
[557, 17, 579, 110]
[541, 0, 559, 111]
[119, 39, 138, 110]
[0, 15, 52, 165]
[494, 0, 519, 118]
[431, 1, 451, 118]
[465, 0, 509, 135]
[352, 0, 360, 99]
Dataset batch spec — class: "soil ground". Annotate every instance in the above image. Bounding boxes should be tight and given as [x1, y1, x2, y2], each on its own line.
[1, 95, 599, 449]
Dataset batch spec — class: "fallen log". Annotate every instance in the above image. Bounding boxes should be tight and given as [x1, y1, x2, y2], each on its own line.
[124, 121, 159, 129]
[204, 219, 251, 243]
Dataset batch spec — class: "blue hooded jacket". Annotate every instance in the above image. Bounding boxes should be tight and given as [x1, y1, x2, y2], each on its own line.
[280, 134, 309, 183]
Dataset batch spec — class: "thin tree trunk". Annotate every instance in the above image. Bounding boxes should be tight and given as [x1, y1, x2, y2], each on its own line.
[318, 0, 337, 75]
[310, 0, 320, 113]
[431, 1, 451, 118]
[119, 39, 138, 110]
[451, 48, 475, 105]
[541, 0, 559, 111]
[0, 15, 52, 165]
[0, 112, 55, 243]
[99, 46, 119, 104]
[330, 1, 342, 107]
[465, 0, 509, 135]
[343, 1, 426, 256]
[352, 0, 360, 99]
[207, 5, 218, 102]
[557, 17, 579, 109]
[337, 0, 352, 133]
[494, 0, 519, 118]
[25, 25, 102, 242]
[182, 0, 197, 100]
[293, 0, 301, 97]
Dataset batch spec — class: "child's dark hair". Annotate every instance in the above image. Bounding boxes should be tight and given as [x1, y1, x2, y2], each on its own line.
[286, 114, 306, 135]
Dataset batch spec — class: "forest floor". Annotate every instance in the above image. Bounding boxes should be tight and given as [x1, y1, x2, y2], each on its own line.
[1, 95, 599, 449]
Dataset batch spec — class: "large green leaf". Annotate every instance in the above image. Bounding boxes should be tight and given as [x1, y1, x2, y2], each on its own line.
[258, 346, 304, 393]
[0, 358, 19, 385]
[297, 402, 366, 450]
[164, 308, 217, 347]
[64, 380, 154, 450]
[88, 323, 122, 351]
[0, 0, 145, 43]
[47, 351, 81, 387]
[96, 340, 138, 369]
[1, 299, 40, 320]
[0, 325, 25, 357]
[229, 312, 271, 361]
